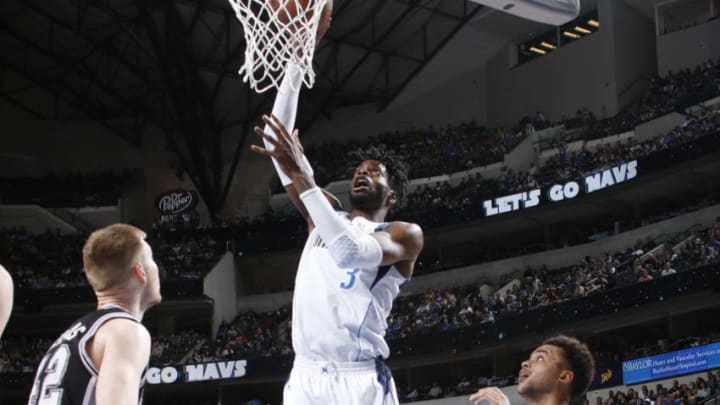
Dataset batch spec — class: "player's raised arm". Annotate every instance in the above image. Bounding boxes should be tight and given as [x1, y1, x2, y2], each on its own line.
[255, 114, 341, 229]
[0, 265, 13, 338]
[255, 68, 341, 228]
[91, 318, 151, 405]
[252, 118, 423, 273]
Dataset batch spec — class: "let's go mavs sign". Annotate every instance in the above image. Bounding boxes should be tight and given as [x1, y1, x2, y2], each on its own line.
[483, 160, 638, 217]
[146, 360, 247, 384]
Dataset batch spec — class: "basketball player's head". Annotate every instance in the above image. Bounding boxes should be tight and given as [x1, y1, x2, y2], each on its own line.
[518, 335, 594, 404]
[82, 224, 162, 311]
[347, 147, 408, 214]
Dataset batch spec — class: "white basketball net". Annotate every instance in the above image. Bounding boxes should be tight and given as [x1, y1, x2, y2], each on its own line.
[228, 0, 328, 93]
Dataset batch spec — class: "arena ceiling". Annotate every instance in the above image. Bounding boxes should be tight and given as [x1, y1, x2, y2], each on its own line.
[0, 0, 491, 212]
[0, 0, 486, 143]
[0, 0, 611, 213]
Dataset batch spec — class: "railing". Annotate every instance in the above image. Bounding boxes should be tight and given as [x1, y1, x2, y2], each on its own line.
[47, 207, 96, 232]
[701, 393, 720, 405]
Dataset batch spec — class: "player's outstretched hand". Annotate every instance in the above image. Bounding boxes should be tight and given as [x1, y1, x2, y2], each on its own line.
[469, 387, 510, 405]
[251, 114, 315, 188]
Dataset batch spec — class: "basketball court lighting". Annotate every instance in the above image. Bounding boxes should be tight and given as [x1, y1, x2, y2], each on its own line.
[574, 25, 592, 34]
[563, 31, 581, 39]
[540, 41, 557, 49]
[529, 46, 547, 54]
[588, 19, 600, 27]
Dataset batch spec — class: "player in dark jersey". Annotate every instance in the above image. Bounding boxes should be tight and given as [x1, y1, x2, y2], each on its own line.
[0, 264, 12, 338]
[469, 335, 594, 405]
[28, 224, 162, 405]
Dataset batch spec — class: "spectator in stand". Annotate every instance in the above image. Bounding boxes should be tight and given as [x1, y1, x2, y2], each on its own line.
[638, 268, 654, 282]
[0, 227, 226, 291]
[581, 59, 720, 140]
[660, 261, 677, 277]
[428, 381, 443, 398]
[1, 170, 135, 207]
[535, 111, 549, 130]
[143, 107, 720, 274]
[707, 370, 719, 395]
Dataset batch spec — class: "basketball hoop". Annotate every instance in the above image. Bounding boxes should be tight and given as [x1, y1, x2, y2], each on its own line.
[228, 0, 331, 93]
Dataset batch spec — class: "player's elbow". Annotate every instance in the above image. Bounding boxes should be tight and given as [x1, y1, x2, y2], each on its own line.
[332, 254, 359, 269]
[328, 232, 383, 269]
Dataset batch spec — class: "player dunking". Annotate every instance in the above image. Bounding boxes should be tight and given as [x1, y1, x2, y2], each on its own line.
[252, 113, 423, 404]
[470, 335, 595, 405]
[0, 264, 12, 338]
[28, 224, 162, 405]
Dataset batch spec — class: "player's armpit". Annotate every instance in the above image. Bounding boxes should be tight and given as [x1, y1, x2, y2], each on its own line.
[92, 318, 151, 405]
[372, 221, 424, 268]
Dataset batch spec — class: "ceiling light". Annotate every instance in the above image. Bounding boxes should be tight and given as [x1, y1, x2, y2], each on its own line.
[574, 26, 592, 34]
[563, 31, 581, 39]
[588, 19, 600, 27]
[540, 41, 557, 49]
[529, 46, 546, 55]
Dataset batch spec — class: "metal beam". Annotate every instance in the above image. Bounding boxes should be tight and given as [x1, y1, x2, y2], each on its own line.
[315, 0, 392, 54]
[380, 4, 483, 110]
[0, 60, 143, 145]
[0, 92, 46, 119]
[320, 36, 424, 64]
[0, 20, 152, 123]
[300, 1, 418, 130]
[20, 1, 163, 105]
[393, 0, 472, 21]
[135, 0, 232, 216]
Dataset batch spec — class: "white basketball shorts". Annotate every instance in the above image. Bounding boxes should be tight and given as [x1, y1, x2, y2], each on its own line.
[283, 357, 399, 405]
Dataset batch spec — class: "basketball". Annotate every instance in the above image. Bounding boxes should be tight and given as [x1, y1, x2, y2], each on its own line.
[269, 0, 333, 40]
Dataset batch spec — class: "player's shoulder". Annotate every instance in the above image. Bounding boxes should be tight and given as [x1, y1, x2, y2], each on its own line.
[90, 317, 150, 372]
[0, 264, 11, 284]
[96, 317, 150, 346]
[385, 220, 424, 252]
[386, 220, 423, 236]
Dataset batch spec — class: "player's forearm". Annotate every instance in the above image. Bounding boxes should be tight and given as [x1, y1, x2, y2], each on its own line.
[265, 63, 315, 186]
[289, 170, 317, 195]
[299, 187, 383, 269]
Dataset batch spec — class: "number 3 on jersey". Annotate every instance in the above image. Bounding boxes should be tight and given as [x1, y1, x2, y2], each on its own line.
[29, 344, 71, 405]
[340, 268, 360, 289]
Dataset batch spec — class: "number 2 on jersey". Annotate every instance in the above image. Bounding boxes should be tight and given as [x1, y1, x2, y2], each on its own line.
[35, 344, 71, 405]
[340, 268, 360, 289]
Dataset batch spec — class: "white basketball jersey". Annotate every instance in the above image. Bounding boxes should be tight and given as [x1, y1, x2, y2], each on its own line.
[292, 214, 408, 362]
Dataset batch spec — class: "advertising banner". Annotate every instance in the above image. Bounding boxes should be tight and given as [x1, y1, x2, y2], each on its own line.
[622, 342, 720, 385]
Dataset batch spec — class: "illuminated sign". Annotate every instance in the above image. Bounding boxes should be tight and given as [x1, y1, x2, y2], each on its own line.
[146, 360, 248, 384]
[622, 342, 720, 385]
[156, 190, 197, 215]
[483, 160, 638, 217]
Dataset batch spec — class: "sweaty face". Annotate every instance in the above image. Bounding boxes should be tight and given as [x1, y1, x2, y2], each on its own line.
[139, 241, 162, 309]
[349, 160, 392, 212]
[518, 345, 570, 401]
